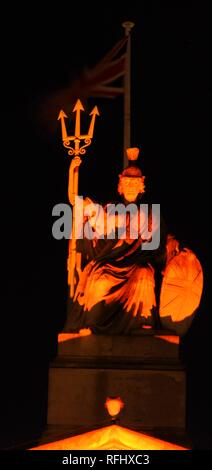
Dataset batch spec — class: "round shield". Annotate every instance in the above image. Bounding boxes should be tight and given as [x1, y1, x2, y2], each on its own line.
[159, 248, 204, 336]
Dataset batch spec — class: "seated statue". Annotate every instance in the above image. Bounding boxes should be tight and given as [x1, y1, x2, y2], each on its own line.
[65, 148, 203, 336]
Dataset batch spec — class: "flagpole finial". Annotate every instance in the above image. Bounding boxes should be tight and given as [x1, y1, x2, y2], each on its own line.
[122, 21, 135, 36]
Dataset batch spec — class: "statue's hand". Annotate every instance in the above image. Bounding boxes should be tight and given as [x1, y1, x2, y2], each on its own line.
[166, 234, 180, 265]
[70, 156, 82, 170]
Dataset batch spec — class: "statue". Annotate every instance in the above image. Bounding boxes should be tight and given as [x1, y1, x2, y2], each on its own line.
[64, 147, 204, 336]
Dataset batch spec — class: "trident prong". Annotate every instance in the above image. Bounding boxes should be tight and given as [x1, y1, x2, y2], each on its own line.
[72, 99, 85, 137]
[88, 106, 100, 138]
[57, 110, 68, 140]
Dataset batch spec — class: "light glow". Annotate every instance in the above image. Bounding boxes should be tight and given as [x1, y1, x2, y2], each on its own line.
[31, 425, 187, 450]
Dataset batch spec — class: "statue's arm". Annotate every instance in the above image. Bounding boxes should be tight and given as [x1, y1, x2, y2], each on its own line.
[68, 156, 82, 206]
[68, 157, 93, 210]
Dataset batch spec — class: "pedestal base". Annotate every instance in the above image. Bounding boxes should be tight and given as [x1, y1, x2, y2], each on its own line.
[47, 332, 186, 434]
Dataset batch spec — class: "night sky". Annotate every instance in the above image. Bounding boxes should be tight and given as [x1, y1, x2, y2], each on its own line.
[2, 4, 211, 449]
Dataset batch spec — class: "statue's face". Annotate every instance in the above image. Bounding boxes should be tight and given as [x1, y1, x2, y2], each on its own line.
[121, 177, 142, 202]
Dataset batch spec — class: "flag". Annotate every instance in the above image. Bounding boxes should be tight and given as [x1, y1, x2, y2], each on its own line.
[80, 36, 128, 98]
[40, 36, 128, 129]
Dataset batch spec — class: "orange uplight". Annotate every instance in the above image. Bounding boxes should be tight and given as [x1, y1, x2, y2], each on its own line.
[31, 425, 187, 450]
[58, 329, 92, 343]
[155, 335, 179, 345]
[105, 397, 124, 418]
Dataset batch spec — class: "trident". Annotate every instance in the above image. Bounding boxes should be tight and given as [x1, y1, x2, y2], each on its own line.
[58, 99, 100, 298]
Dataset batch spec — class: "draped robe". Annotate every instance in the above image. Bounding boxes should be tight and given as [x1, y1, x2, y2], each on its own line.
[65, 201, 167, 334]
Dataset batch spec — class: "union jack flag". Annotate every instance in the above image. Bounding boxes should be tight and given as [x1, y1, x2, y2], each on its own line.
[42, 36, 128, 126]
[80, 36, 128, 98]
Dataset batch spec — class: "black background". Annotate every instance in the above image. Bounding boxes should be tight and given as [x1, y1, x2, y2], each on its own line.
[1, 3, 211, 449]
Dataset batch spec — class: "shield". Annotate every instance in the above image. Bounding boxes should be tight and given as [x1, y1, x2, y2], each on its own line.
[159, 249, 203, 335]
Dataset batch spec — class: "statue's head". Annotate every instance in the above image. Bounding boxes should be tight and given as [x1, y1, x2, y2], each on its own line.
[118, 148, 145, 202]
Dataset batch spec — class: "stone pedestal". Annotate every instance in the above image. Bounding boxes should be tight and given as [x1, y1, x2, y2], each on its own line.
[47, 331, 186, 435]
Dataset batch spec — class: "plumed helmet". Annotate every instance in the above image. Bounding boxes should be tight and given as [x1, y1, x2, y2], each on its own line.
[118, 148, 145, 195]
[120, 148, 143, 177]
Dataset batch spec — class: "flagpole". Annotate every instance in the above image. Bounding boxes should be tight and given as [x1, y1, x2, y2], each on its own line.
[122, 21, 135, 168]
